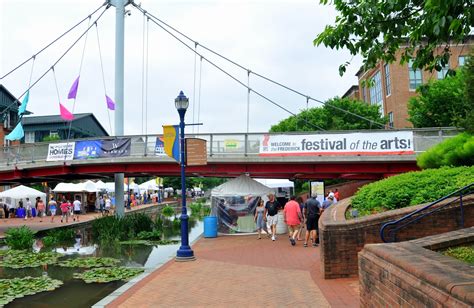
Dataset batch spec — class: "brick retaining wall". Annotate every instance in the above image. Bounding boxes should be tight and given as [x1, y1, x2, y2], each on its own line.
[359, 228, 474, 307]
[319, 196, 474, 279]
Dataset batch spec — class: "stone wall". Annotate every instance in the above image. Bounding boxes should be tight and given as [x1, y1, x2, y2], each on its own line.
[359, 228, 474, 307]
[319, 196, 474, 279]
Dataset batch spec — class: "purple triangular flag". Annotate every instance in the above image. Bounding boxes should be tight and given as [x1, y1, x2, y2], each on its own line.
[106, 95, 115, 110]
[68, 76, 80, 99]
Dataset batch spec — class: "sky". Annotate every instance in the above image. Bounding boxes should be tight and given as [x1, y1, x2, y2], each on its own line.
[0, 0, 362, 136]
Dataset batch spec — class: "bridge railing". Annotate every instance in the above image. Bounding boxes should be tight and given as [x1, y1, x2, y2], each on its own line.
[0, 127, 460, 166]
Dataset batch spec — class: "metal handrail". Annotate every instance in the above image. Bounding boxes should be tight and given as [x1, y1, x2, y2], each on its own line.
[380, 183, 474, 243]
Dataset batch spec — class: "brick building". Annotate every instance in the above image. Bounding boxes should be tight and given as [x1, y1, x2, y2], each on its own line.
[344, 40, 472, 128]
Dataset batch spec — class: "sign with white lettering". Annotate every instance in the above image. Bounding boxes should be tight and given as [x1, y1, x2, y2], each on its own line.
[46, 143, 75, 161]
[259, 131, 414, 156]
[186, 138, 207, 166]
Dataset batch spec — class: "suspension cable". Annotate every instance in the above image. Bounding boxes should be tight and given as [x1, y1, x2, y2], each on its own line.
[0, 6, 109, 117]
[132, 4, 325, 131]
[192, 42, 198, 133]
[95, 23, 113, 135]
[0, 2, 107, 81]
[197, 56, 203, 134]
[66, 16, 92, 141]
[132, 3, 385, 129]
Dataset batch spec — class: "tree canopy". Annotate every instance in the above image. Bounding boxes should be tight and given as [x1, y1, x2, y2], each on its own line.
[269, 97, 387, 132]
[314, 0, 473, 75]
[408, 56, 474, 131]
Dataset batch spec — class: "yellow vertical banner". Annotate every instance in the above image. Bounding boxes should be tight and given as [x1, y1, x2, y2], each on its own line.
[163, 125, 180, 162]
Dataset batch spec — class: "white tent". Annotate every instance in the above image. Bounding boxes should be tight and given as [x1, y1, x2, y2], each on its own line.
[211, 174, 275, 197]
[139, 179, 159, 192]
[95, 180, 107, 190]
[254, 178, 294, 189]
[104, 182, 140, 193]
[0, 185, 46, 203]
[211, 175, 274, 234]
[53, 181, 98, 193]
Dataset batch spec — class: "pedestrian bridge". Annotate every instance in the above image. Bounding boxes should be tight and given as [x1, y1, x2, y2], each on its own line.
[0, 128, 458, 183]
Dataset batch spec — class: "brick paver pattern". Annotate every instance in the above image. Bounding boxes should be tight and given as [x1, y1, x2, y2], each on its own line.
[109, 235, 358, 307]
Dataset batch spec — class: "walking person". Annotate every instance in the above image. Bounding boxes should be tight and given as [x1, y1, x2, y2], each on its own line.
[104, 196, 112, 216]
[60, 199, 69, 223]
[304, 195, 321, 247]
[296, 196, 306, 241]
[48, 198, 57, 223]
[254, 199, 270, 239]
[25, 198, 33, 220]
[99, 196, 105, 216]
[37, 198, 46, 222]
[73, 197, 81, 222]
[265, 193, 280, 241]
[283, 195, 303, 246]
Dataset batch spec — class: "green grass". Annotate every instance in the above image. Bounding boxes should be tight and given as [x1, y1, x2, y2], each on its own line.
[443, 245, 474, 265]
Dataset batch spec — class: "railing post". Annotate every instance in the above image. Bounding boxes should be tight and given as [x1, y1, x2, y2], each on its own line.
[244, 134, 248, 157]
[459, 194, 464, 228]
[31, 145, 35, 163]
[144, 135, 148, 157]
[209, 134, 213, 157]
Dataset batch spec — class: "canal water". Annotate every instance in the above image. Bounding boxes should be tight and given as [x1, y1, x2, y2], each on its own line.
[1, 214, 204, 307]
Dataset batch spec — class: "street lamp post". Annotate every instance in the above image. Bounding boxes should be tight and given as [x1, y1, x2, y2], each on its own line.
[175, 91, 195, 261]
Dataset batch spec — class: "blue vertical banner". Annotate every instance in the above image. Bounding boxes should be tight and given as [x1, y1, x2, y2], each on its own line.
[163, 125, 180, 163]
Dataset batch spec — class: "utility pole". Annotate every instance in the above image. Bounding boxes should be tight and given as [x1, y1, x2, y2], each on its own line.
[109, 0, 126, 217]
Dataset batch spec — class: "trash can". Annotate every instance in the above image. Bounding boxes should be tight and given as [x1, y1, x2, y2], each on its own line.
[276, 211, 287, 235]
[203, 216, 218, 238]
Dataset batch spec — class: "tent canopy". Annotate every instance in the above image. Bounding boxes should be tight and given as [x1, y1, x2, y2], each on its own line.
[211, 175, 274, 197]
[139, 179, 159, 191]
[254, 178, 294, 189]
[0, 185, 46, 200]
[53, 181, 97, 193]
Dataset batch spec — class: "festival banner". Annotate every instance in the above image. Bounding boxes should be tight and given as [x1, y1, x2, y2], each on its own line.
[74, 140, 102, 159]
[155, 137, 166, 156]
[74, 138, 131, 160]
[163, 125, 180, 162]
[259, 131, 414, 156]
[46, 143, 75, 161]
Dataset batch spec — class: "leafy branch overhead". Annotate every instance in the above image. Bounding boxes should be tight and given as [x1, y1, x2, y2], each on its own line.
[315, 0, 473, 75]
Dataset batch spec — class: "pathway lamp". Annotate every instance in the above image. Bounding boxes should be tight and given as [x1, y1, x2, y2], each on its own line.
[175, 91, 195, 261]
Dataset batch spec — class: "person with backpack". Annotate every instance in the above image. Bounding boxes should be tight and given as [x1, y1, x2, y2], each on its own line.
[265, 193, 280, 241]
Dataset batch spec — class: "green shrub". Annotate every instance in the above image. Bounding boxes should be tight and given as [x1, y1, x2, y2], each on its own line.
[443, 246, 474, 265]
[137, 230, 161, 240]
[351, 166, 474, 216]
[5, 226, 35, 250]
[417, 133, 474, 169]
[92, 213, 155, 243]
[189, 202, 202, 216]
[161, 205, 175, 217]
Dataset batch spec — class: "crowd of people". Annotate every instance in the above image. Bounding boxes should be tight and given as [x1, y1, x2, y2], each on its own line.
[254, 190, 339, 247]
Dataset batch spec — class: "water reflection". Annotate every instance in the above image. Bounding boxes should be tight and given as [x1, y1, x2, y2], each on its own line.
[2, 217, 204, 307]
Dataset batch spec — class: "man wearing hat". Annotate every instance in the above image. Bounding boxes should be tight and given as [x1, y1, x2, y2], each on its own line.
[265, 193, 280, 241]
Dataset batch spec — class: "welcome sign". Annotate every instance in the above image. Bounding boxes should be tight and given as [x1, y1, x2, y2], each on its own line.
[259, 131, 414, 156]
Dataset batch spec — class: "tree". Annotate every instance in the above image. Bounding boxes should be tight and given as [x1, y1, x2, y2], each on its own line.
[270, 97, 387, 132]
[407, 64, 474, 131]
[314, 0, 473, 75]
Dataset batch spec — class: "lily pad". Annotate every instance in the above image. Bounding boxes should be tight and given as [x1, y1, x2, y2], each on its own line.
[0, 250, 61, 268]
[0, 276, 63, 306]
[73, 267, 144, 283]
[58, 257, 121, 268]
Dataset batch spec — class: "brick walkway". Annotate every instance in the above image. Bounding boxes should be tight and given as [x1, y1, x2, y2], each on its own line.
[108, 235, 359, 307]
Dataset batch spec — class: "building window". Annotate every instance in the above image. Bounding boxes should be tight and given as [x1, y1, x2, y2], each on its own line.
[384, 64, 391, 96]
[388, 112, 394, 128]
[25, 131, 35, 143]
[3, 112, 10, 129]
[408, 60, 423, 90]
[49, 131, 59, 138]
[459, 56, 466, 66]
[437, 64, 449, 79]
[3, 137, 11, 147]
[369, 70, 384, 114]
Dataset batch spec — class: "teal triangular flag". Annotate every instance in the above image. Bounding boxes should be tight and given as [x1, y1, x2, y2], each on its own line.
[6, 122, 24, 141]
[18, 91, 30, 116]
